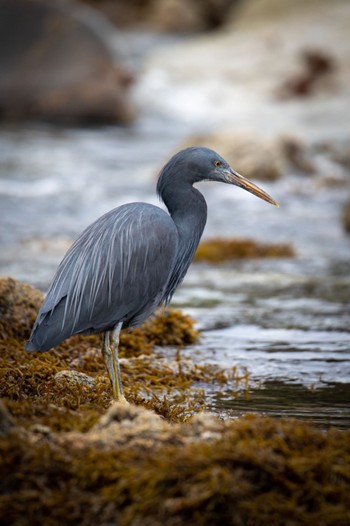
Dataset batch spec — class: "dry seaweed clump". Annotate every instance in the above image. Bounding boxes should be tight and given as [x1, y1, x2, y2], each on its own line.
[0, 276, 240, 430]
[0, 404, 349, 526]
[195, 237, 295, 263]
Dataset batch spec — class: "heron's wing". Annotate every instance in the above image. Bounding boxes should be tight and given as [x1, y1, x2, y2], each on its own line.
[28, 203, 178, 351]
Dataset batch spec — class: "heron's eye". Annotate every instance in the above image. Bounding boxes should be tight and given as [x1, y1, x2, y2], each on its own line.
[214, 160, 222, 167]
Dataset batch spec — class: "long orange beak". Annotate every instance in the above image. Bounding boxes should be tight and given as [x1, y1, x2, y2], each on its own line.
[223, 168, 279, 207]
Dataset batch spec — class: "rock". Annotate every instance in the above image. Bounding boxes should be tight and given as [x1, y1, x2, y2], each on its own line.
[83, 0, 238, 32]
[29, 423, 52, 435]
[0, 0, 135, 124]
[60, 402, 227, 451]
[150, 0, 204, 32]
[54, 370, 95, 388]
[0, 276, 43, 340]
[86, 402, 172, 449]
[149, 0, 237, 33]
[2, 407, 350, 525]
[278, 134, 316, 174]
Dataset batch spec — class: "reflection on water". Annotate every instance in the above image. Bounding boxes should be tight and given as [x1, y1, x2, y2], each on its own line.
[210, 382, 350, 430]
[0, 120, 349, 429]
[178, 256, 350, 428]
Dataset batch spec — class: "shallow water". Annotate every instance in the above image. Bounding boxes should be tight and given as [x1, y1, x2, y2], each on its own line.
[1, 26, 350, 428]
[177, 255, 350, 428]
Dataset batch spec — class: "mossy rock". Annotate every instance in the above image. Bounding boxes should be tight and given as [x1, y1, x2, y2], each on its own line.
[1, 278, 350, 525]
[0, 277, 44, 340]
[1, 277, 242, 430]
[0, 404, 349, 525]
[195, 237, 295, 263]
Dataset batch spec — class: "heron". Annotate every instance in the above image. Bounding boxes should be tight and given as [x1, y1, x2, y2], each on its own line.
[26, 147, 278, 402]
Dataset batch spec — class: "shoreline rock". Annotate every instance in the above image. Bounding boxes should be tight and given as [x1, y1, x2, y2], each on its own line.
[1, 404, 349, 525]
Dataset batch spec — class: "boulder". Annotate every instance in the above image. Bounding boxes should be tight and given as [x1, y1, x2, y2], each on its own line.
[0, 0, 135, 124]
[1, 406, 350, 525]
[82, 0, 239, 33]
[0, 276, 43, 340]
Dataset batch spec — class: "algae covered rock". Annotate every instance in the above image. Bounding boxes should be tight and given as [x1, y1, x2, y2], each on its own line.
[195, 237, 295, 263]
[0, 276, 43, 340]
[1, 406, 350, 525]
[142, 308, 199, 347]
[1, 278, 350, 525]
[1, 277, 213, 429]
[54, 370, 95, 389]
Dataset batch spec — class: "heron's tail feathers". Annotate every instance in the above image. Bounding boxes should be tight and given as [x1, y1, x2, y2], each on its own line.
[25, 321, 63, 353]
[25, 297, 76, 352]
[25, 339, 40, 352]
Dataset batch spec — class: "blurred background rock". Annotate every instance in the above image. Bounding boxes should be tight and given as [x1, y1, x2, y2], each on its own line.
[0, 0, 135, 124]
[82, 0, 240, 32]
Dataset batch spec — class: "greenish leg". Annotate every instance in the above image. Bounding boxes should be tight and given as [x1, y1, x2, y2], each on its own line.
[102, 322, 127, 403]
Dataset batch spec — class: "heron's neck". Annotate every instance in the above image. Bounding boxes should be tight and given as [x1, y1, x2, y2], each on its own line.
[172, 185, 207, 234]
[163, 183, 207, 237]
[163, 184, 207, 299]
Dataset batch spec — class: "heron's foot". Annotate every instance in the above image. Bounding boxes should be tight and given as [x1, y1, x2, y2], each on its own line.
[111, 393, 129, 405]
[110, 380, 128, 404]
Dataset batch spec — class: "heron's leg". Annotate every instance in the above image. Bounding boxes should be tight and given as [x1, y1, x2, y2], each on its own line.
[102, 323, 127, 403]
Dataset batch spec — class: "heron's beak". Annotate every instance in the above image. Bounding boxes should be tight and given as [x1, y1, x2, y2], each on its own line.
[223, 168, 279, 207]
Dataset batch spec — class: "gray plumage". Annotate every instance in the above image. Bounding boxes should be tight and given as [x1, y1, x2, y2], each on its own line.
[27, 204, 178, 351]
[26, 146, 278, 400]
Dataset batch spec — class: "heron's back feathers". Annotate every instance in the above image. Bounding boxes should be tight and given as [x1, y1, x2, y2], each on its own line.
[26, 203, 178, 352]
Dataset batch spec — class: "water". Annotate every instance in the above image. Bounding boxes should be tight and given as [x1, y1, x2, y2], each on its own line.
[177, 257, 350, 428]
[1, 27, 350, 428]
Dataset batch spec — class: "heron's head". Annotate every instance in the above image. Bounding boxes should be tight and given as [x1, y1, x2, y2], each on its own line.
[158, 147, 278, 207]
